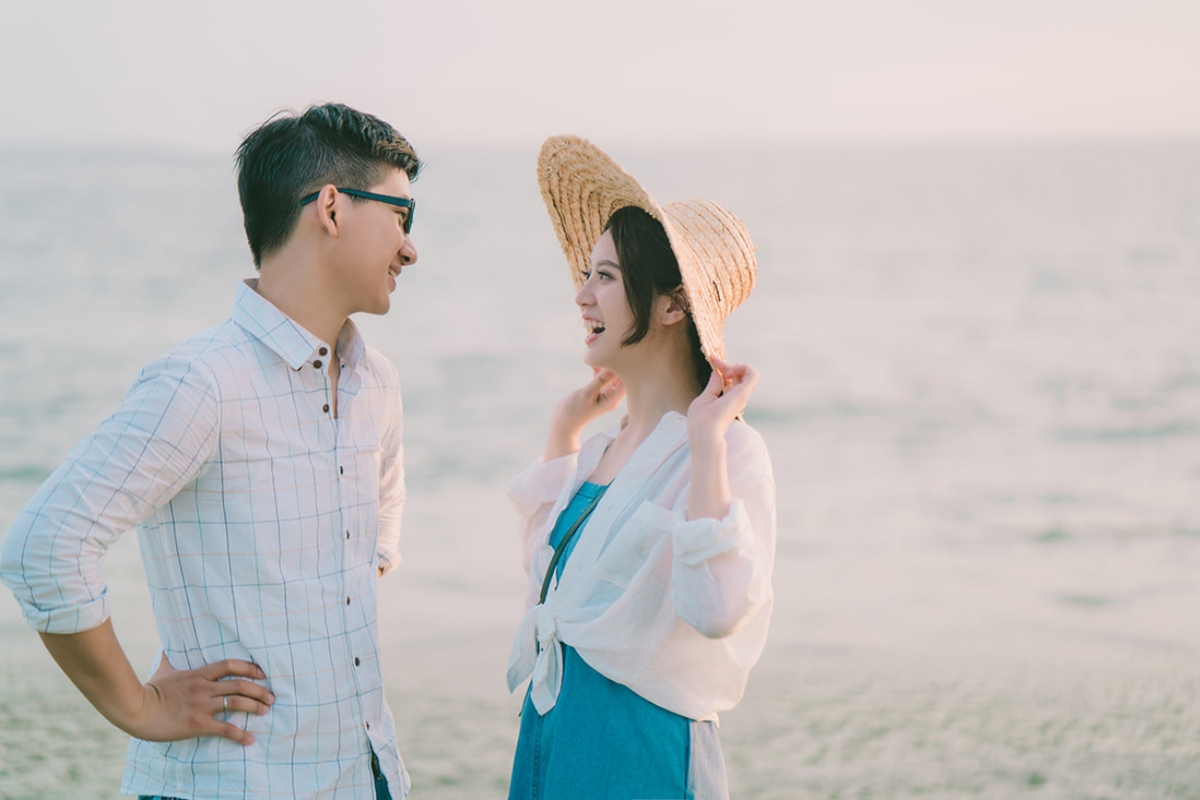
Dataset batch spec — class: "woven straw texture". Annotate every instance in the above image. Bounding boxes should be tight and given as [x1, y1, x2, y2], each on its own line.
[537, 135, 756, 363]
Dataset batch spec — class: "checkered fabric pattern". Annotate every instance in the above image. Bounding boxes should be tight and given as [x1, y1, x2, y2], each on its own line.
[1, 280, 409, 799]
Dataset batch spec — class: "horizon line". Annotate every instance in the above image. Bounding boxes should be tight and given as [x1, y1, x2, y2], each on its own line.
[4, 131, 1200, 160]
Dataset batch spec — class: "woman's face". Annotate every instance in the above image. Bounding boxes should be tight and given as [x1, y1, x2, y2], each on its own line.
[576, 229, 636, 370]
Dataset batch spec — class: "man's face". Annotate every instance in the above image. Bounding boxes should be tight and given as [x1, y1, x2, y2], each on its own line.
[331, 167, 417, 316]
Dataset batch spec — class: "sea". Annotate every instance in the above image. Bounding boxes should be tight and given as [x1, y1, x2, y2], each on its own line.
[1, 141, 1198, 798]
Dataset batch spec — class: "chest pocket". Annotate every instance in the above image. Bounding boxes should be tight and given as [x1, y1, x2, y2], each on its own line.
[590, 444, 691, 590]
[592, 500, 676, 590]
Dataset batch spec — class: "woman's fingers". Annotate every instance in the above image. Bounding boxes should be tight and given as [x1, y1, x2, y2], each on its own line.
[724, 363, 758, 393]
[690, 361, 759, 434]
[719, 366, 758, 408]
[702, 366, 725, 397]
[709, 355, 750, 385]
[598, 376, 624, 403]
[588, 369, 624, 409]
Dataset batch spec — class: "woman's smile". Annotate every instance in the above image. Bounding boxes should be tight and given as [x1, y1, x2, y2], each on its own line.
[583, 316, 606, 346]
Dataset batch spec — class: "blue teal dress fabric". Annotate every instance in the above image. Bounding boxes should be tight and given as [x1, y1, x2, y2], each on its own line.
[508, 482, 727, 800]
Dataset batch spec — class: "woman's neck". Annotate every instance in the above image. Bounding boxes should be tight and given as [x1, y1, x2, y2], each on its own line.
[586, 325, 703, 486]
[613, 344, 701, 440]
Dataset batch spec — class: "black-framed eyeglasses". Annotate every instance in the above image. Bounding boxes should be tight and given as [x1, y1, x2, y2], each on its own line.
[300, 187, 416, 234]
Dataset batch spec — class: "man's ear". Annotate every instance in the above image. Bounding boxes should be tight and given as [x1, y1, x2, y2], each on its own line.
[658, 287, 691, 327]
[311, 185, 341, 237]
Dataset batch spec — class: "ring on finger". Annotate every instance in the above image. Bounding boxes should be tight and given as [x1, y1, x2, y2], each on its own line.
[222, 695, 228, 713]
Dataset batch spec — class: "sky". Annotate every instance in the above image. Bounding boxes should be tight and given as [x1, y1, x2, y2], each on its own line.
[1, 0, 1198, 153]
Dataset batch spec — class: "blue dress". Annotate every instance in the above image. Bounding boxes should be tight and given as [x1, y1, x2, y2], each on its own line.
[508, 482, 728, 800]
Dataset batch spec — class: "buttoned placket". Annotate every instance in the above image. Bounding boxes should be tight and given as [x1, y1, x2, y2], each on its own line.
[320, 346, 379, 748]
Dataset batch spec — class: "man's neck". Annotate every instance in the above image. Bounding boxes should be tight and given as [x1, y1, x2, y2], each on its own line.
[255, 256, 348, 348]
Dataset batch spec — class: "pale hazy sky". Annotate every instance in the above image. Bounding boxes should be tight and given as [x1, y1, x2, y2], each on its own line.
[2, 0, 1198, 152]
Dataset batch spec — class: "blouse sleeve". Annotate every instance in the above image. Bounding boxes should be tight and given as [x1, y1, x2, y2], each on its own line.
[506, 453, 577, 575]
[670, 423, 776, 639]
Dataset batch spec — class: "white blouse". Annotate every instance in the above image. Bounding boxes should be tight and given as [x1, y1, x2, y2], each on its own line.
[506, 411, 776, 723]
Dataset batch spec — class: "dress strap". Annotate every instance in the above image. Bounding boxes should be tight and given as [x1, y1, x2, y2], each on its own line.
[538, 484, 610, 604]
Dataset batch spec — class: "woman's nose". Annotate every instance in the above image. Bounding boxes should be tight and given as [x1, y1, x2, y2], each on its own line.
[575, 281, 592, 307]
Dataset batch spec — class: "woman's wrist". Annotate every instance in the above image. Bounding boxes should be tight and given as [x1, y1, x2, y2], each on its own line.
[688, 430, 727, 460]
[543, 425, 582, 462]
[686, 433, 731, 521]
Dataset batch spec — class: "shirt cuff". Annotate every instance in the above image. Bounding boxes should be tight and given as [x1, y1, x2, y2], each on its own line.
[20, 590, 111, 635]
[376, 524, 402, 577]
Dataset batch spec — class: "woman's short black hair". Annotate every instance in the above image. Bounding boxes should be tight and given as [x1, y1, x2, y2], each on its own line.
[234, 103, 421, 267]
[604, 206, 711, 391]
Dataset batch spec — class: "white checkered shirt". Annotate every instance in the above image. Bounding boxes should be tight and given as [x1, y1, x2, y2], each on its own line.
[1, 279, 410, 798]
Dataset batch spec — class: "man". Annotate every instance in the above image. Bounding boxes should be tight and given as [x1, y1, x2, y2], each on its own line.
[0, 103, 419, 798]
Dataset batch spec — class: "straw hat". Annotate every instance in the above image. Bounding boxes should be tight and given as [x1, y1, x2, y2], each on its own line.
[537, 135, 756, 364]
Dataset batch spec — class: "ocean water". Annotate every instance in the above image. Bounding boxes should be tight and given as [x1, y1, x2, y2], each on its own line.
[1, 142, 1199, 798]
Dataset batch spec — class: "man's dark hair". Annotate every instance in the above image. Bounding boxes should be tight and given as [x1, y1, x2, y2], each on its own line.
[604, 206, 711, 391]
[235, 103, 421, 267]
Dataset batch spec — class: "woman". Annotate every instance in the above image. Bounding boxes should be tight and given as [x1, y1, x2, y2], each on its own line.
[506, 136, 776, 800]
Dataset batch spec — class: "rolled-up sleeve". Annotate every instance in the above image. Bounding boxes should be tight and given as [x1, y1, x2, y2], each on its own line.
[671, 426, 776, 639]
[376, 372, 405, 577]
[507, 453, 577, 574]
[0, 357, 219, 633]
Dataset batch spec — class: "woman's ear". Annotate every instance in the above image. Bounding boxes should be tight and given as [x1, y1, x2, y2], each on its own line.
[658, 287, 691, 327]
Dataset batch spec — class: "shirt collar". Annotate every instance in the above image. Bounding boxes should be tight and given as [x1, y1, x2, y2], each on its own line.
[231, 278, 364, 371]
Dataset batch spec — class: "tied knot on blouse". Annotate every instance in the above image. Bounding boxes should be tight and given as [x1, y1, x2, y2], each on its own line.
[507, 602, 566, 714]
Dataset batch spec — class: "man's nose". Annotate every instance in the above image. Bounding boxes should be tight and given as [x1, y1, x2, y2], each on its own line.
[400, 237, 418, 266]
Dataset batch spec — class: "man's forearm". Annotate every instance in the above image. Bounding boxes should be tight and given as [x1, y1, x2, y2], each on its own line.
[39, 619, 148, 734]
[40, 618, 275, 745]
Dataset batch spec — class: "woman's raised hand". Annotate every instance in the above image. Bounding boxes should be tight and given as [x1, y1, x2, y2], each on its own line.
[544, 369, 625, 461]
[687, 356, 758, 447]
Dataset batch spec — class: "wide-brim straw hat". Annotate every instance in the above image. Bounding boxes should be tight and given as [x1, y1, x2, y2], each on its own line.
[537, 135, 756, 364]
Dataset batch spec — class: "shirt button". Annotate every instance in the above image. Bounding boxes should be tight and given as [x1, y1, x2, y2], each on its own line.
[339, 466, 344, 475]
[365, 721, 370, 730]
[346, 530, 351, 540]
[323, 404, 330, 413]
[319, 347, 328, 356]
[313, 360, 323, 369]
[354, 657, 361, 667]
[346, 597, 351, 605]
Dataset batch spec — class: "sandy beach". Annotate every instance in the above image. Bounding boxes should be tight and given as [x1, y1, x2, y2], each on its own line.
[3, 484, 1198, 799]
